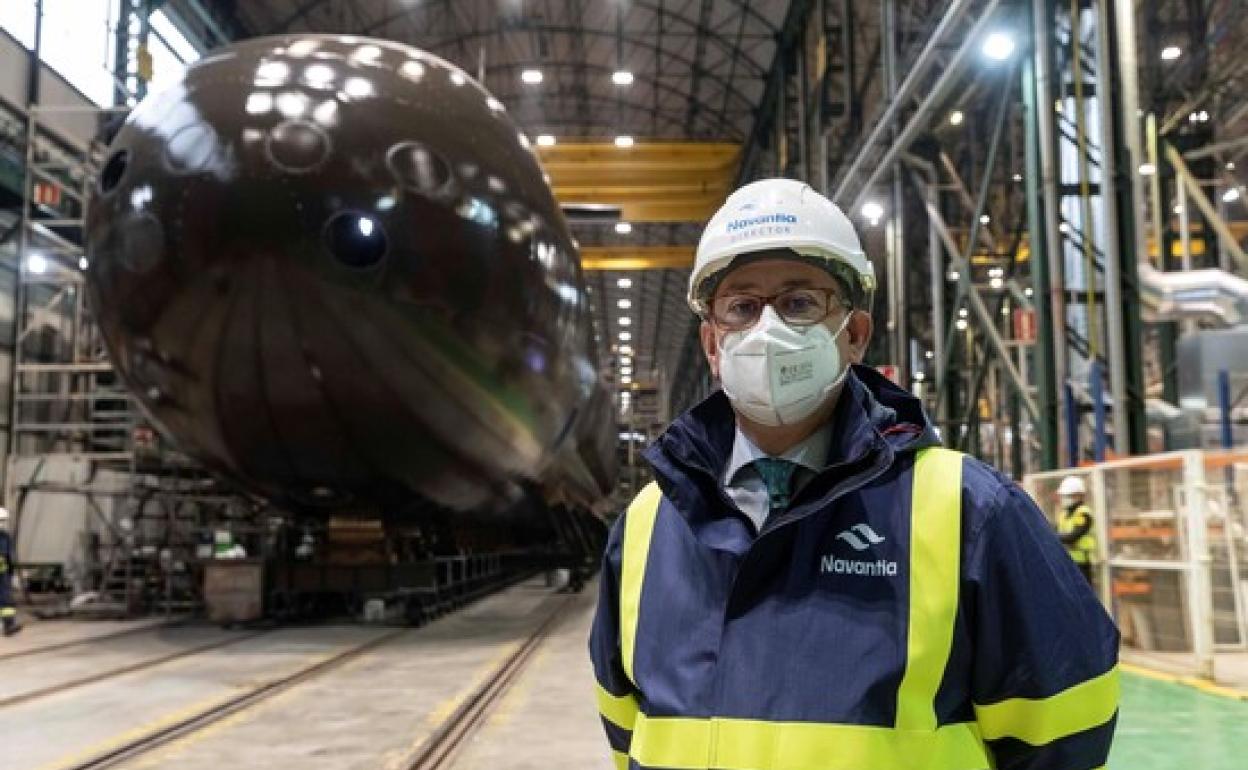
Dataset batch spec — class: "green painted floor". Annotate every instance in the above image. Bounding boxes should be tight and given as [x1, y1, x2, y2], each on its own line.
[1110, 673, 1248, 769]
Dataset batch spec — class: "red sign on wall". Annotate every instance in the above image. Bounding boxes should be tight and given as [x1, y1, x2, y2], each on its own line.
[1013, 308, 1037, 343]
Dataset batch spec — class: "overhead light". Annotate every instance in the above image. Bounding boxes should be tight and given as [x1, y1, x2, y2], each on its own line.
[1227, 161, 1237, 171]
[615, 221, 633, 235]
[619, 331, 632, 341]
[615, 135, 635, 148]
[1024, 287, 1034, 297]
[620, 367, 633, 376]
[959, 307, 969, 318]
[949, 110, 964, 126]
[1012, 173, 1023, 182]
[617, 277, 633, 289]
[1058, 221, 1070, 233]
[536, 134, 556, 147]
[27, 254, 48, 274]
[1173, 203, 1184, 214]
[620, 356, 632, 366]
[981, 32, 1016, 61]
[1138, 163, 1156, 176]
[990, 277, 1004, 289]
[948, 270, 961, 282]
[1224, 188, 1242, 203]
[619, 317, 632, 326]
[1001, 303, 1011, 316]
[621, 375, 632, 384]
[979, 214, 991, 225]
[861, 201, 884, 226]
[924, 350, 934, 359]
[521, 69, 543, 84]
[955, 318, 969, 331]
[618, 298, 632, 309]
[1161, 46, 1182, 61]
[78, 257, 89, 270]
[612, 70, 634, 85]
[914, 371, 926, 382]
[1188, 110, 1209, 123]
[618, 344, 634, 355]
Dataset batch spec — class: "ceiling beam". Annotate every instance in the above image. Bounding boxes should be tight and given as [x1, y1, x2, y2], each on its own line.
[581, 245, 695, 271]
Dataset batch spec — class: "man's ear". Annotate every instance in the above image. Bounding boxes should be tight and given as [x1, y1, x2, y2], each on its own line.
[699, 319, 721, 379]
[845, 310, 873, 364]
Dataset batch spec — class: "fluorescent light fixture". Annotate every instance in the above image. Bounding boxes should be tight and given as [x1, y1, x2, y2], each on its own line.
[861, 201, 884, 224]
[615, 135, 635, 148]
[979, 214, 991, 225]
[948, 270, 961, 282]
[1161, 46, 1181, 61]
[621, 375, 632, 384]
[618, 345, 634, 355]
[955, 318, 969, 331]
[617, 299, 632, 309]
[617, 278, 633, 289]
[925, 350, 935, 359]
[1224, 188, 1242, 203]
[620, 356, 632, 366]
[78, 257, 89, 270]
[1013, 173, 1023, 182]
[1024, 287, 1034, 297]
[959, 307, 969, 318]
[1138, 163, 1156, 176]
[619, 317, 632, 326]
[914, 371, 926, 382]
[990, 277, 1004, 289]
[521, 69, 543, 84]
[615, 221, 633, 235]
[612, 70, 634, 85]
[618, 331, 632, 341]
[981, 32, 1016, 61]
[949, 110, 964, 126]
[536, 134, 556, 147]
[620, 367, 633, 376]
[27, 254, 48, 274]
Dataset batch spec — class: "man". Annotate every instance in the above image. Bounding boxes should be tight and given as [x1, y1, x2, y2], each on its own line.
[1056, 475, 1098, 585]
[590, 179, 1119, 770]
[0, 506, 22, 636]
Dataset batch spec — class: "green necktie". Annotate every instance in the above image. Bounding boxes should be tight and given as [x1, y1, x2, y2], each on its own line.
[752, 457, 797, 513]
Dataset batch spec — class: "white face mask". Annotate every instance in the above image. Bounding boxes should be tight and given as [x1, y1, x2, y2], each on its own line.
[717, 305, 852, 426]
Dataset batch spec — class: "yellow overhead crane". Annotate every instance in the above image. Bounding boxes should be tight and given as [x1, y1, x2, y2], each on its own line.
[536, 140, 739, 224]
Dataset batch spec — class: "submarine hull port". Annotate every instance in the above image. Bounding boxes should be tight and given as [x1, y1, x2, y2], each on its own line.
[84, 35, 616, 517]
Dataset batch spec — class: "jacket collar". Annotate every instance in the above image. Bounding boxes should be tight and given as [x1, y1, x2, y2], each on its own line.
[644, 364, 939, 520]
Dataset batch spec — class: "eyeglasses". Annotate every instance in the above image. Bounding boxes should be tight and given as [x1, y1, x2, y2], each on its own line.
[709, 287, 850, 331]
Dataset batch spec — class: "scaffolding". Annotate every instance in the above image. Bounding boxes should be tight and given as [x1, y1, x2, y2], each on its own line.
[3, 104, 246, 617]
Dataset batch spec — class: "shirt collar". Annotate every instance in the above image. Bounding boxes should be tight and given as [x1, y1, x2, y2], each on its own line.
[722, 418, 835, 485]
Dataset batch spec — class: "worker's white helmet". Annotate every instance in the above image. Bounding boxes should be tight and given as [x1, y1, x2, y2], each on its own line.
[1057, 476, 1087, 496]
[688, 178, 876, 315]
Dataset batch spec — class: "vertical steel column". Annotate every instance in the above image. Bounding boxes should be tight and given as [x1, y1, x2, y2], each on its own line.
[1090, 360, 1106, 461]
[1092, 0, 1132, 456]
[883, 0, 907, 381]
[926, 167, 948, 430]
[1033, 0, 1069, 466]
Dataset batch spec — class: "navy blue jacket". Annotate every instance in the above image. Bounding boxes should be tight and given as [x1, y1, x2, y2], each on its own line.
[590, 365, 1119, 770]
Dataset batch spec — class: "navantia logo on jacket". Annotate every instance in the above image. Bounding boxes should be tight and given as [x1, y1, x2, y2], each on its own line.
[822, 523, 898, 577]
[590, 365, 1121, 770]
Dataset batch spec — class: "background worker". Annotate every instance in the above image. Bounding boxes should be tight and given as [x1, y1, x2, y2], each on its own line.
[0, 506, 22, 636]
[1057, 475, 1098, 584]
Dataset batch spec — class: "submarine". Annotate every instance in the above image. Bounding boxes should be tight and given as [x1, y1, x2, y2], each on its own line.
[84, 35, 618, 523]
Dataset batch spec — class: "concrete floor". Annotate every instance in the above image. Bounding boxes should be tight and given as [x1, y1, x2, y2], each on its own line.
[4, 579, 1241, 770]
[0, 578, 615, 770]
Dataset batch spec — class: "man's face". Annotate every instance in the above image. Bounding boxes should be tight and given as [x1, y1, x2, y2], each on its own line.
[698, 255, 872, 379]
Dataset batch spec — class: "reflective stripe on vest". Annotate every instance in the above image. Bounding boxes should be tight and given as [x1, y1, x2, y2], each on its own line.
[616, 447, 992, 769]
[1058, 504, 1097, 563]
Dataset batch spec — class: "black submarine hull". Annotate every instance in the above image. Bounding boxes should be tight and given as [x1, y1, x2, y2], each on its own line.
[85, 35, 617, 517]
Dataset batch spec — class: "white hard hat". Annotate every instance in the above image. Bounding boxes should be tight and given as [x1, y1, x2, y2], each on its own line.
[1057, 476, 1086, 496]
[688, 178, 876, 315]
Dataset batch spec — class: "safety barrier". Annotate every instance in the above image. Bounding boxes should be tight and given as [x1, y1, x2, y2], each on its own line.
[1024, 450, 1248, 679]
